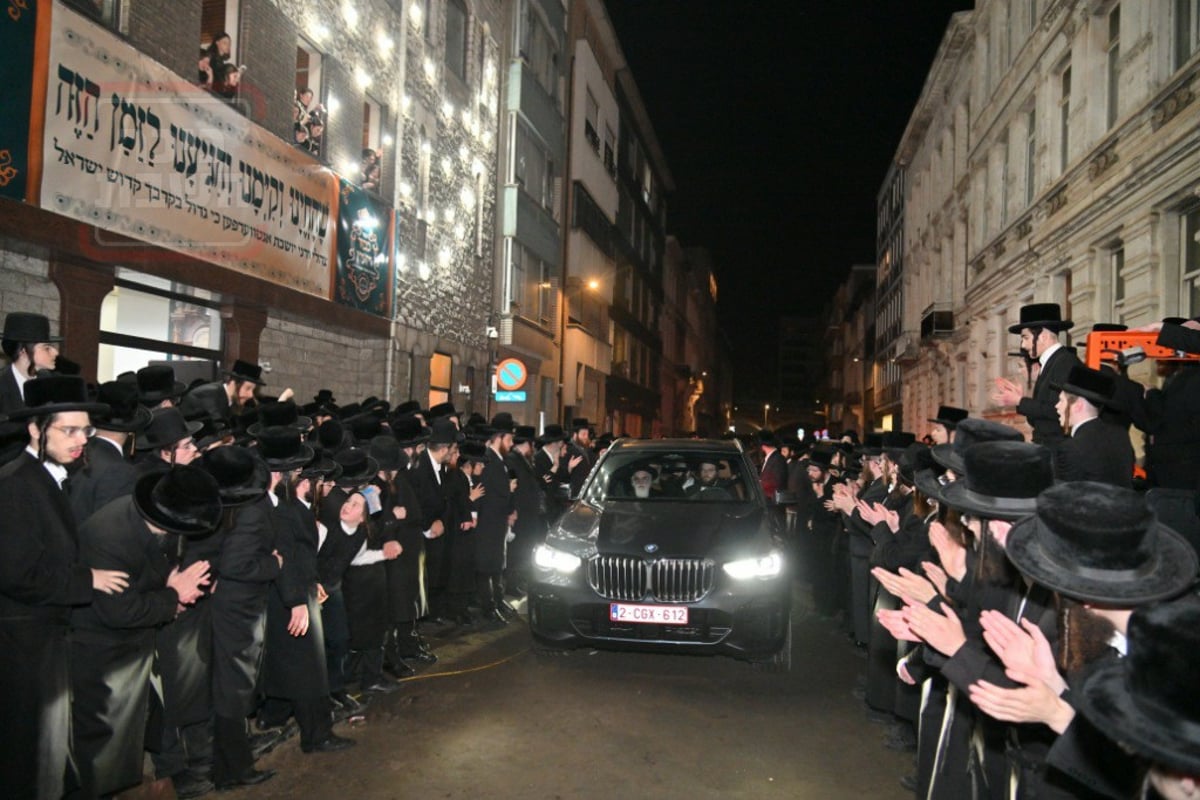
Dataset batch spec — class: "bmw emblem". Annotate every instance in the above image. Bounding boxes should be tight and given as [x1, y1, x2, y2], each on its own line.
[644, 543, 659, 554]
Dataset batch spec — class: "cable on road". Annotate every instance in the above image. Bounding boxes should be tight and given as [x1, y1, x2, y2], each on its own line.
[397, 647, 530, 683]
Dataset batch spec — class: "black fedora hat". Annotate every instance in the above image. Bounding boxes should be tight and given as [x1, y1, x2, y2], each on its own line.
[1006, 482, 1198, 604]
[856, 432, 885, 458]
[246, 400, 311, 437]
[882, 431, 917, 461]
[941, 441, 1053, 521]
[222, 359, 265, 385]
[368, 434, 404, 471]
[254, 425, 315, 472]
[299, 452, 342, 482]
[513, 425, 536, 445]
[569, 417, 590, 432]
[1051, 363, 1119, 409]
[1076, 595, 1200, 776]
[428, 401, 459, 421]
[132, 465, 223, 536]
[137, 407, 203, 451]
[807, 446, 835, 471]
[536, 424, 568, 445]
[347, 412, 384, 444]
[458, 440, 487, 464]
[931, 417, 1023, 475]
[93, 380, 152, 434]
[428, 418, 464, 446]
[1008, 302, 1073, 334]
[332, 447, 379, 488]
[135, 365, 186, 405]
[928, 406, 969, 429]
[6, 375, 109, 421]
[199, 445, 270, 507]
[490, 412, 517, 434]
[313, 389, 336, 406]
[394, 400, 423, 417]
[391, 415, 431, 448]
[1, 312, 62, 345]
[315, 418, 350, 453]
[758, 427, 780, 448]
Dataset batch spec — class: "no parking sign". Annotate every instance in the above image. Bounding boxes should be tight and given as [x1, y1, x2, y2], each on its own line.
[495, 358, 528, 392]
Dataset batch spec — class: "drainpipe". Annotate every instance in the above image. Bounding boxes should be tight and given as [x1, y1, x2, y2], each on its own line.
[384, 3, 411, 404]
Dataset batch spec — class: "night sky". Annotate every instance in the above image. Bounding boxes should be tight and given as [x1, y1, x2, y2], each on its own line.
[604, 1, 974, 397]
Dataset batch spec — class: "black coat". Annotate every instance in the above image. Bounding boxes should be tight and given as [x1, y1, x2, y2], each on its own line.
[71, 498, 179, 796]
[180, 380, 232, 424]
[382, 471, 426, 623]
[410, 452, 448, 589]
[0, 365, 25, 415]
[759, 449, 788, 504]
[211, 497, 279, 718]
[506, 449, 545, 539]
[476, 448, 513, 574]
[1120, 365, 1200, 491]
[1053, 418, 1134, 488]
[1018, 345, 1079, 446]
[566, 440, 594, 497]
[534, 447, 569, 522]
[68, 437, 139, 525]
[443, 467, 477, 594]
[0, 452, 94, 800]
[263, 497, 327, 700]
[316, 487, 365, 590]
[844, 478, 888, 558]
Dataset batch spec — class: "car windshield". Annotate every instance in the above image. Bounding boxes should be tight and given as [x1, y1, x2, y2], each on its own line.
[595, 451, 753, 503]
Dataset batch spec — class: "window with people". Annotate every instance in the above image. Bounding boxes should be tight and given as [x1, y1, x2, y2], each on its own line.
[599, 453, 750, 502]
[294, 42, 325, 159]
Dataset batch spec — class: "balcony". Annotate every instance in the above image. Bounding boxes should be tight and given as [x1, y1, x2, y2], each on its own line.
[920, 304, 954, 340]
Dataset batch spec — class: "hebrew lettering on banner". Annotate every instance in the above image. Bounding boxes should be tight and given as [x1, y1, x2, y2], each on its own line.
[39, 1, 336, 298]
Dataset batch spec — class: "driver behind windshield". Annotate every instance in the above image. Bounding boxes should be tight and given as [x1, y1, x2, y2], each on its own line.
[686, 458, 733, 500]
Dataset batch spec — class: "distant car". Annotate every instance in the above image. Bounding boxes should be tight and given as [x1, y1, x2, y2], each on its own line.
[527, 438, 792, 670]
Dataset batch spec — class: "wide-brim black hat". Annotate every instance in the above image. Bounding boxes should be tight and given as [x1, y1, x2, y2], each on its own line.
[246, 400, 312, 437]
[1008, 303, 1073, 334]
[882, 431, 917, 461]
[928, 406, 969, 429]
[1006, 482, 1198, 603]
[1051, 363, 1119, 409]
[536, 424, 568, 445]
[513, 425, 536, 445]
[93, 381, 152, 434]
[135, 366, 186, 405]
[807, 447, 835, 470]
[490, 412, 517, 434]
[394, 400, 423, 417]
[931, 417, 1024, 475]
[914, 468, 949, 504]
[428, 418, 464, 446]
[315, 418, 349, 453]
[758, 428, 780, 448]
[133, 466, 223, 536]
[856, 432, 884, 458]
[299, 453, 342, 482]
[222, 359, 265, 385]
[333, 447, 379, 487]
[569, 417, 590, 432]
[391, 416, 431, 448]
[254, 425, 315, 472]
[200, 445, 270, 507]
[940, 440, 1053, 521]
[1075, 596, 1200, 776]
[137, 407, 204, 451]
[368, 434, 404, 471]
[428, 402, 459, 421]
[458, 440, 487, 463]
[1, 312, 62, 345]
[4, 375, 109, 421]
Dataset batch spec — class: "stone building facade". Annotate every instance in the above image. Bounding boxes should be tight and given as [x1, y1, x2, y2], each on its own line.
[893, 0, 1200, 436]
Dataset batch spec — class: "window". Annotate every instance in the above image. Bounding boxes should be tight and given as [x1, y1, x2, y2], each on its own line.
[520, 3, 559, 102]
[1106, 6, 1121, 129]
[1000, 133, 1010, 226]
[424, 0, 435, 44]
[361, 97, 383, 192]
[1058, 60, 1071, 173]
[1024, 108, 1037, 206]
[512, 243, 556, 330]
[1028, 0, 1038, 32]
[514, 122, 554, 210]
[294, 41, 324, 159]
[65, 0, 119, 29]
[445, 0, 468, 82]
[1176, 0, 1199, 69]
[1111, 243, 1127, 322]
[1182, 205, 1200, 317]
[200, 0, 238, 58]
[604, 125, 617, 177]
[429, 352, 453, 407]
[98, 269, 222, 382]
[584, 89, 600, 154]
[362, 97, 382, 151]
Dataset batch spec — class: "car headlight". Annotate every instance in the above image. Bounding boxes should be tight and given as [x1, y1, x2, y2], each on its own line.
[534, 544, 582, 573]
[723, 551, 784, 580]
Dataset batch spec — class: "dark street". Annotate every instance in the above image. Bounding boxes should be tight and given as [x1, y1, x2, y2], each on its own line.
[232, 589, 913, 799]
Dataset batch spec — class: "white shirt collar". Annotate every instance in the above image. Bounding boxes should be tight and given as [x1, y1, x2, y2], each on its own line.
[1038, 342, 1063, 368]
[1110, 629, 1128, 657]
[27, 446, 69, 488]
[428, 449, 442, 483]
[12, 363, 31, 396]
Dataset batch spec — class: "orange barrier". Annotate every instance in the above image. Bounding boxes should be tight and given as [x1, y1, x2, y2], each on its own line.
[1084, 330, 1200, 370]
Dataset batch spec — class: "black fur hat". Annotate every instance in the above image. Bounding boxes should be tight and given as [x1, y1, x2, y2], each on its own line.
[132, 465, 222, 536]
[1008, 303, 1073, 334]
[136, 407, 203, 451]
[1076, 595, 1200, 775]
[391, 415, 431, 448]
[368, 434, 404, 471]
[332, 447, 379, 488]
[490, 412, 517, 434]
[807, 446, 835, 471]
[315, 418, 349, 453]
[428, 402, 459, 421]
[199, 445, 270, 507]
[458, 440, 487, 464]
[427, 418, 464, 446]
[536, 424, 568, 445]
[222, 359, 265, 385]
[5, 375, 108, 421]
[394, 400, 423, 417]
[758, 427, 780, 448]
[135, 365, 186, 405]
[246, 400, 311, 437]
[92, 380, 152, 434]
[931, 417, 1023, 475]
[940, 441, 1053, 521]
[1006, 482, 1198, 603]
[513, 425, 536, 445]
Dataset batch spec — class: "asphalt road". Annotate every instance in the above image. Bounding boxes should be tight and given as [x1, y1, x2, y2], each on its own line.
[229, 588, 915, 800]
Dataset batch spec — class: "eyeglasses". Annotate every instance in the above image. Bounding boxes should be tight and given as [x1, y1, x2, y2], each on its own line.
[50, 424, 96, 439]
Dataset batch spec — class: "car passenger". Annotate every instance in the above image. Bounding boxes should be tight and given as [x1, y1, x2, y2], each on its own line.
[686, 459, 733, 500]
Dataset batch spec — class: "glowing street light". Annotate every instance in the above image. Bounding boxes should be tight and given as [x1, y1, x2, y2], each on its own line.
[763, 403, 770, 427]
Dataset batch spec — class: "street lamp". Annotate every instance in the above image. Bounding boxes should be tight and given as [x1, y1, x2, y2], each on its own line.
[763, 403, 770, 427]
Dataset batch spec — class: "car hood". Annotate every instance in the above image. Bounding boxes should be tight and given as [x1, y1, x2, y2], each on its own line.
[555, 501, 769, 560]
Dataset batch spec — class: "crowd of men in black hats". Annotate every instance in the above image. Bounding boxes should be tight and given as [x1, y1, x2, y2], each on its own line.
[761, 303, 1200, 798]
[0, 311, 619, 799]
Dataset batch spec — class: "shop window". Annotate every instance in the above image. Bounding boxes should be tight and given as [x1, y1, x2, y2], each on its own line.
[98, 269, 222, 382]
[430, 352, 453, 407]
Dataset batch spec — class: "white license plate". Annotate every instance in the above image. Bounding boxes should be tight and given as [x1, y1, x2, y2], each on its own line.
[609, 603, 689, 625]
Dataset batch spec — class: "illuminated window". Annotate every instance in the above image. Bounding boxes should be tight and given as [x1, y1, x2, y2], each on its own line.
[430, 352, 453, 407]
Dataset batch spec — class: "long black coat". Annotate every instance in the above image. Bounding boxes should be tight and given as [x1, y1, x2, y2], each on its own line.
[0, 452, 94, 800]
[0, 365, 26, 415]
[68, 437, 139, 525]
[410, 452, 448, 590]
[566, 440, 594, 497]
[71, 498, 179, 796]
[1120, 365, 1200, 490]
[533, 448, 569, 523]
[1018, 345, 1079, 446]
[263, 497, 327, 700]
[443, 467, 477, 594]
[1053, 417, 1134, 488]
[211, 497, 279, 718]
[476, 448, 513, 574]
[180, 380, 231, 424]
[381, 471, 426, 623]
[506, 449, 545, 569]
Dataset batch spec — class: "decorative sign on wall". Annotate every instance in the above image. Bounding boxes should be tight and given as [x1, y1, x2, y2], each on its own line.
[334, 178, 393, 317]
